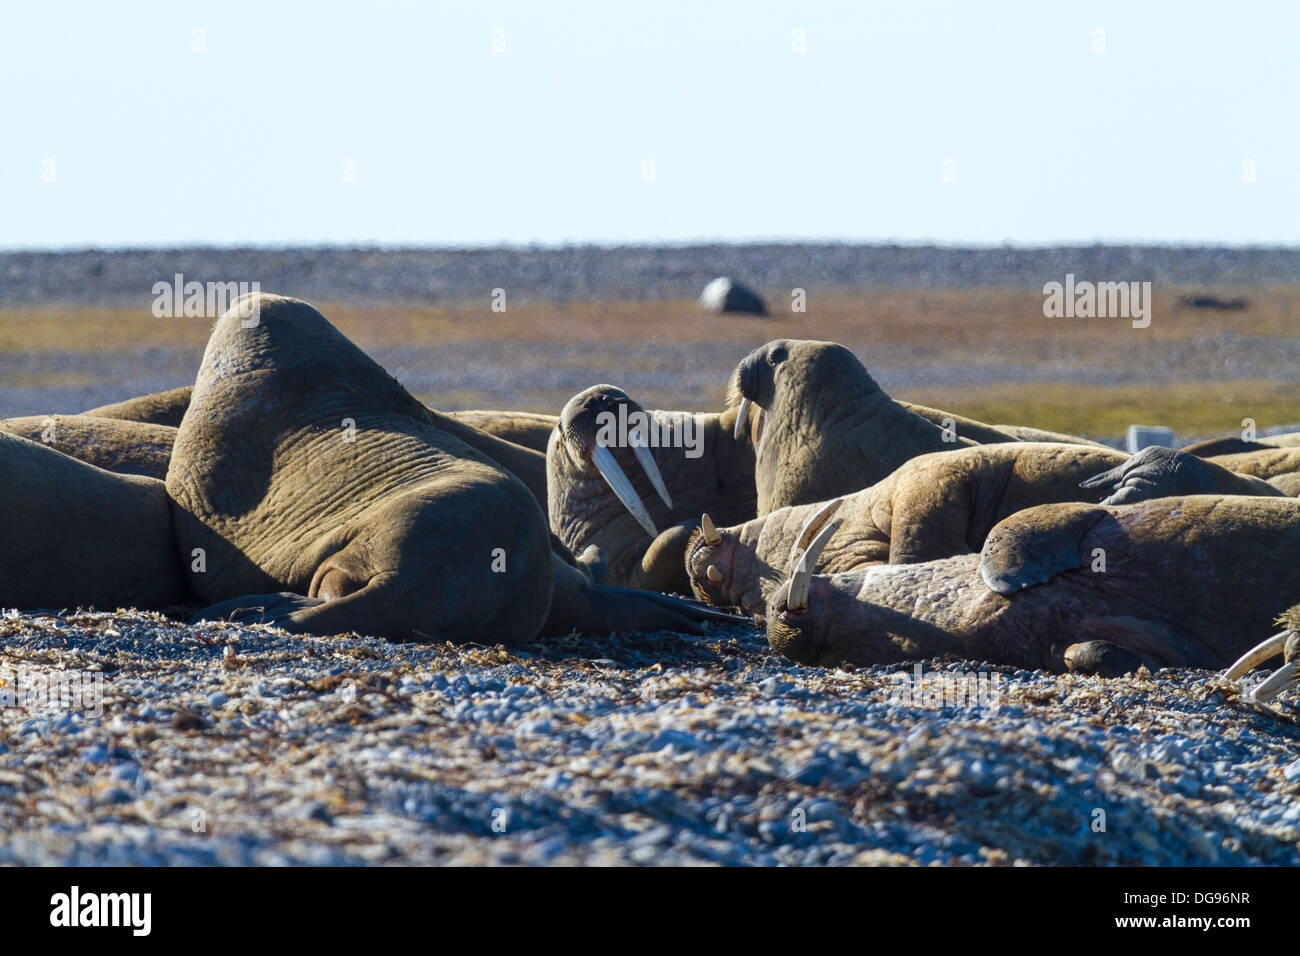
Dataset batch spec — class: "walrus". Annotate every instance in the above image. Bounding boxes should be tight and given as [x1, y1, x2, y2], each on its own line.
[1078, 446, 1294, 506]
[169, 293, 740, 643]
[761, 494, 1300, 673]
[547, 384, 757, 593]
[1181, 432, 1300, 458]
[0, 431, 188, 610]
[447, 409, 557, 453]
[83, 386, 555, 499]
[83, 384, 194, 427]
[728, 340, 1043, 514]
[0, 414, 176, 480]
[686, 442, 1131, 615]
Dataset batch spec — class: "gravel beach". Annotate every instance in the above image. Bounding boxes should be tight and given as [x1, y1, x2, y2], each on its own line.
[2, 609, 1298, 866]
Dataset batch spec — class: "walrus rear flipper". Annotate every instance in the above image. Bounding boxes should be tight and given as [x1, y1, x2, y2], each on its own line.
[979, 502, 1107, 594]
[544, 559, 750, 637]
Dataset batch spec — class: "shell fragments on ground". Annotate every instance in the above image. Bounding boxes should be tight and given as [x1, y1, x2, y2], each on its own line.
[1, 609, 1298, 865]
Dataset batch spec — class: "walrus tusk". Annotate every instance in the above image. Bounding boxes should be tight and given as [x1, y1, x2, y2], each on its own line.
[706, 564, 724, 583]
[1222, 631, 1287, 680]
[786, 518, 839, 612]
[631, 441, 673, 509]
[733, 397, 752, 440]
[591, 444, 658, 538]
[700, 513, 722, 546]
[1248, 661, 1300, 703]
[790, 498, 844, 572]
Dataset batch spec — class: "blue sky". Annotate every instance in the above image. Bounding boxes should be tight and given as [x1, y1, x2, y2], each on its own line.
[2, 0, 1296, 248]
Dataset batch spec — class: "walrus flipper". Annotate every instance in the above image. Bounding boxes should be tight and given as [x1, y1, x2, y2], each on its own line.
[979, 502, 1107, 594]
[195, 592, 326, 628]
[544, 559, 750, 637]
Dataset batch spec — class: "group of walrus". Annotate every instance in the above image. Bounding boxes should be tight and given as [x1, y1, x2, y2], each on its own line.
[4, 292, 1300, 705]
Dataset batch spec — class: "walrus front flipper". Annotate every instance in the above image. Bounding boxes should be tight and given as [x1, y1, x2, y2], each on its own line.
[1064, 640, 1157, 677]
[195, 592, 326, 628]
[979, 502, 1107, 594]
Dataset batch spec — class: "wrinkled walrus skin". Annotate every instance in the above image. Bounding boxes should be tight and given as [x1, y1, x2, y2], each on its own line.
[689, 442, 1129, 615]
[0, 431, 188, 610]
[169, 293, 738, 643]
[0, 414, 175, 480]
[765, 495, 1300, 673]
[86, 387, 554, 502]
[547, 384, 757, 593]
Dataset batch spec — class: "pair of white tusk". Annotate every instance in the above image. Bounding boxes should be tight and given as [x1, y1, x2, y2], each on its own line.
[789, 498, 843, 573]
[785, 499, 844, 612]
[1221, 629, 1300, 704]
[700, 513, 722, 547]
[590, 441, 672, 539]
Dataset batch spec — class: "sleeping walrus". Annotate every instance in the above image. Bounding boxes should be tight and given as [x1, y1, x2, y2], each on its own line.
[0, 431, 187, 610]
[170, 293, 739, 642]
[688, 442, 1131, 615]
[762, 494, 1300, 674]
[0, 414, 176, 480]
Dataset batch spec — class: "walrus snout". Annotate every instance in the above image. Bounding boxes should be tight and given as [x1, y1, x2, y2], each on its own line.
[685, 517, 740, 606]
[765, 581, 828, 665]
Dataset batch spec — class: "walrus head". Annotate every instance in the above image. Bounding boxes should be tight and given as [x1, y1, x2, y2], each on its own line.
[555, 384, 673, 538]
[727, 340, 889, 513]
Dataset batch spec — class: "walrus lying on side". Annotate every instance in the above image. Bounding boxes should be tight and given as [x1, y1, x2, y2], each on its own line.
[1181, 432, 1300, 458]
[172, 293, 740, 642]
[82, 384, 194, 427]
[0, 415, 176, 480]
[547, 384, 757, 593]
[762, 494, 1300, 674]
[0, 431, 187, 610]
[688, 442, 1130, 615]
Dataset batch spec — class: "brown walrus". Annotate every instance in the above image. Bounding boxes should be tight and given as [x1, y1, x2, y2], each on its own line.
[728, 340, 1030, 514]
[0, 414, 176, 480]
[687, 442, 1130, 615]
[0, 431, 187, 610]
[170, 293, 740, 642]
[82, 384, 194, 427]
[80, 386, 555, 500]
[547, 384, 757, 593]
[761, 494, 1300, 673]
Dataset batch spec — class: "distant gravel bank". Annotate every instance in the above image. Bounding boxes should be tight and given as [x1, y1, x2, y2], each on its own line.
[3, 244, 1299, 307]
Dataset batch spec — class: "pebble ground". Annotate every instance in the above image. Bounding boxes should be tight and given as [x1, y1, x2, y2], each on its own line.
[2, 609, 1297, 865]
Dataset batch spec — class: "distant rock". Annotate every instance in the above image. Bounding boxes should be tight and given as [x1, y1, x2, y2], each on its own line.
[1180, 294, 1249, 310]
[699, 277, 768, 315]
